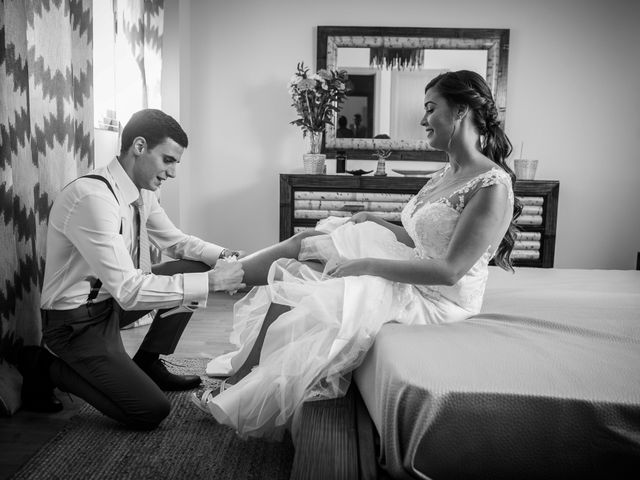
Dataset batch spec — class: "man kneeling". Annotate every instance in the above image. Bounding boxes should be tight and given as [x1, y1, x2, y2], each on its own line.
[18, 109, 244, 429]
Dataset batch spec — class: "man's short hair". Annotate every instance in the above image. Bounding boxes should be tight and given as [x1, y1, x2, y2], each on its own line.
[120, 109, 188, 155]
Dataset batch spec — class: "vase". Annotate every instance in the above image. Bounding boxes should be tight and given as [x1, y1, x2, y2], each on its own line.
[303, 131, 326, 174]
[514, 158, 538, 180]
[374, 157, 387, 176]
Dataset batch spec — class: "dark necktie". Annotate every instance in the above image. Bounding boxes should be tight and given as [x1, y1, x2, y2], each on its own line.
[133, 198, 152, 273]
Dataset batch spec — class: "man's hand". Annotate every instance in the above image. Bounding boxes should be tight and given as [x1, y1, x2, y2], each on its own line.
[208, 259, 245, 293]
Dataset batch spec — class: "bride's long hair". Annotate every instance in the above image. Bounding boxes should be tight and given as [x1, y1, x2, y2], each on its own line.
[425, 70, 522, 271]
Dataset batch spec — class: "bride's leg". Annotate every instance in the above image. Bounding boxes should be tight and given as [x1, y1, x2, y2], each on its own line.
[226, 301, 290, 385]
[226, 260, 326, 386]
[239, 230, 324, 286]
[205, 232, 327, 393]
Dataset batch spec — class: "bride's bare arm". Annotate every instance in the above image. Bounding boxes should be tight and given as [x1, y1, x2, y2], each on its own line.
[349, 212, 414, 247]
[334, 184, 510, 286]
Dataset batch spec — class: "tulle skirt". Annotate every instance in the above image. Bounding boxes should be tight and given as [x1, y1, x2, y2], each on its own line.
[203, 219, 471, 438]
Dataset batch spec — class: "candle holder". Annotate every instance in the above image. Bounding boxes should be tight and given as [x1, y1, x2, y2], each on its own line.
[373, 149, 392, 176]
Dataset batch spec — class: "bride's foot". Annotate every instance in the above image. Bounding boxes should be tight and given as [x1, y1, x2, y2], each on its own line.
[191, 380, 233, 414]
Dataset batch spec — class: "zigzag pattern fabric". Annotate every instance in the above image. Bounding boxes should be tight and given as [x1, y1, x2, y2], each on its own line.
[115, 0, 163, 126]
[0, 0, 93, 365]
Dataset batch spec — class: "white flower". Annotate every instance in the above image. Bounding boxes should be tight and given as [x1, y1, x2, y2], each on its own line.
[317, 69, 332, 81]
[297, 78, 317, 92]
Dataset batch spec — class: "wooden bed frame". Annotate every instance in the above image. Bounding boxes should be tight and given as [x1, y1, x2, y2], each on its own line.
[290, 383, 384, 480]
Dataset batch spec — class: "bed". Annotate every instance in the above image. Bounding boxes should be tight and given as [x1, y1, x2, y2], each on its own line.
[291, 267, 640, 479]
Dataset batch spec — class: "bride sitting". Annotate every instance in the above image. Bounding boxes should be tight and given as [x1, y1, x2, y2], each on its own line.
[193, 70, 521, 439]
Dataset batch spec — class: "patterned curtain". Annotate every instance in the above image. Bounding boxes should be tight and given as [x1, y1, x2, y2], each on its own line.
[0, 0, 93, 414]
[115, 0, 163, 126]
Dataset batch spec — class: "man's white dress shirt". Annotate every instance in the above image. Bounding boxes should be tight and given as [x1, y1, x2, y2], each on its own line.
[41, 158, 224, 310]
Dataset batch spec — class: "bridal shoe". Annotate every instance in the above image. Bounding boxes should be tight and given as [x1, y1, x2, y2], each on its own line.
[191, 380, 231, 413]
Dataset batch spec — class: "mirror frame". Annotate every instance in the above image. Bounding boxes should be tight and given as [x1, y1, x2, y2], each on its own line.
[317, 26, 510, 161]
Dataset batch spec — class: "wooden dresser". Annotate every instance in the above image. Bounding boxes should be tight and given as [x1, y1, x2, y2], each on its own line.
[280, 174, 559, 268]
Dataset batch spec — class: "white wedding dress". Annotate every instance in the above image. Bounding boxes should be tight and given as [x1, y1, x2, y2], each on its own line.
[203, 165, 513, 438]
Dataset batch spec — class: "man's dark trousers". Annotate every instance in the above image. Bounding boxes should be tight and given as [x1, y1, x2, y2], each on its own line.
[41, 260, 209, 429]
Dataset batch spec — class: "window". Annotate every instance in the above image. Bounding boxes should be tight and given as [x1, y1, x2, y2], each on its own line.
[93, 0, 118, 131]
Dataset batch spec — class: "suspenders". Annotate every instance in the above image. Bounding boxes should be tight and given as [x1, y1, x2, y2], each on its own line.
[78, 175, 123, 303]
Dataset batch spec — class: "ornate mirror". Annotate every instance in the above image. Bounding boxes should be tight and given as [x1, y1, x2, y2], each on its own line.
[317, 26, 510, 161]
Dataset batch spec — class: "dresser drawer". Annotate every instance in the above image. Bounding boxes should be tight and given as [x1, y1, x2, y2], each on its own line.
[294, 190, 412, 222]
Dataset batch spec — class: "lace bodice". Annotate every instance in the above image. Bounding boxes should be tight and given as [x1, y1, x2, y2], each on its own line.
[401, 165, 514, 313]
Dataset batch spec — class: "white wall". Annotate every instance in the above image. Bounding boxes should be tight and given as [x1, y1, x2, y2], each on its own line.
[163, 0, 640, 270]
[94, 128, 119, 168]
[160, 0, 189, 227]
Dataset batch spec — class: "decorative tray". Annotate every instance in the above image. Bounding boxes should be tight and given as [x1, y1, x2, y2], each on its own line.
[391, 169, 438, 177]
[346, 169, 373, 176]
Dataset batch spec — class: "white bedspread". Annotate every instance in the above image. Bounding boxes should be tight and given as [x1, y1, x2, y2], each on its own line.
[354, 267, 640, 479]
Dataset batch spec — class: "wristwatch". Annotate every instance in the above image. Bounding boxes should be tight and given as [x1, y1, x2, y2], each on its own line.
[218, 248, 240, 260]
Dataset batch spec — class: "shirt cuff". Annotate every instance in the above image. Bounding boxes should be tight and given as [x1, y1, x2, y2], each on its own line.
[182, 272, 209, 308]
[201, 244, 225, 265]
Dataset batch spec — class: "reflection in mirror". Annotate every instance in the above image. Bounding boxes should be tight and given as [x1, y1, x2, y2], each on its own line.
[337, 48, 488, 141]
[317, 27, 510, 161]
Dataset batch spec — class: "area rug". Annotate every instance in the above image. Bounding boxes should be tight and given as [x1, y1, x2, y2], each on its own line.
[11, 358, 294, 480]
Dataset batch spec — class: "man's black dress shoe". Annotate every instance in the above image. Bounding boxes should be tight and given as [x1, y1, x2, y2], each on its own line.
[136, 358, 202, 391]
[17, 346, 64, 413]
[22, 389, 64, 413]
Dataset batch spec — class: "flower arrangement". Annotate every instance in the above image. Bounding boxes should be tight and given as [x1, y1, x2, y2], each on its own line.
[288, 62, 349, 148]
